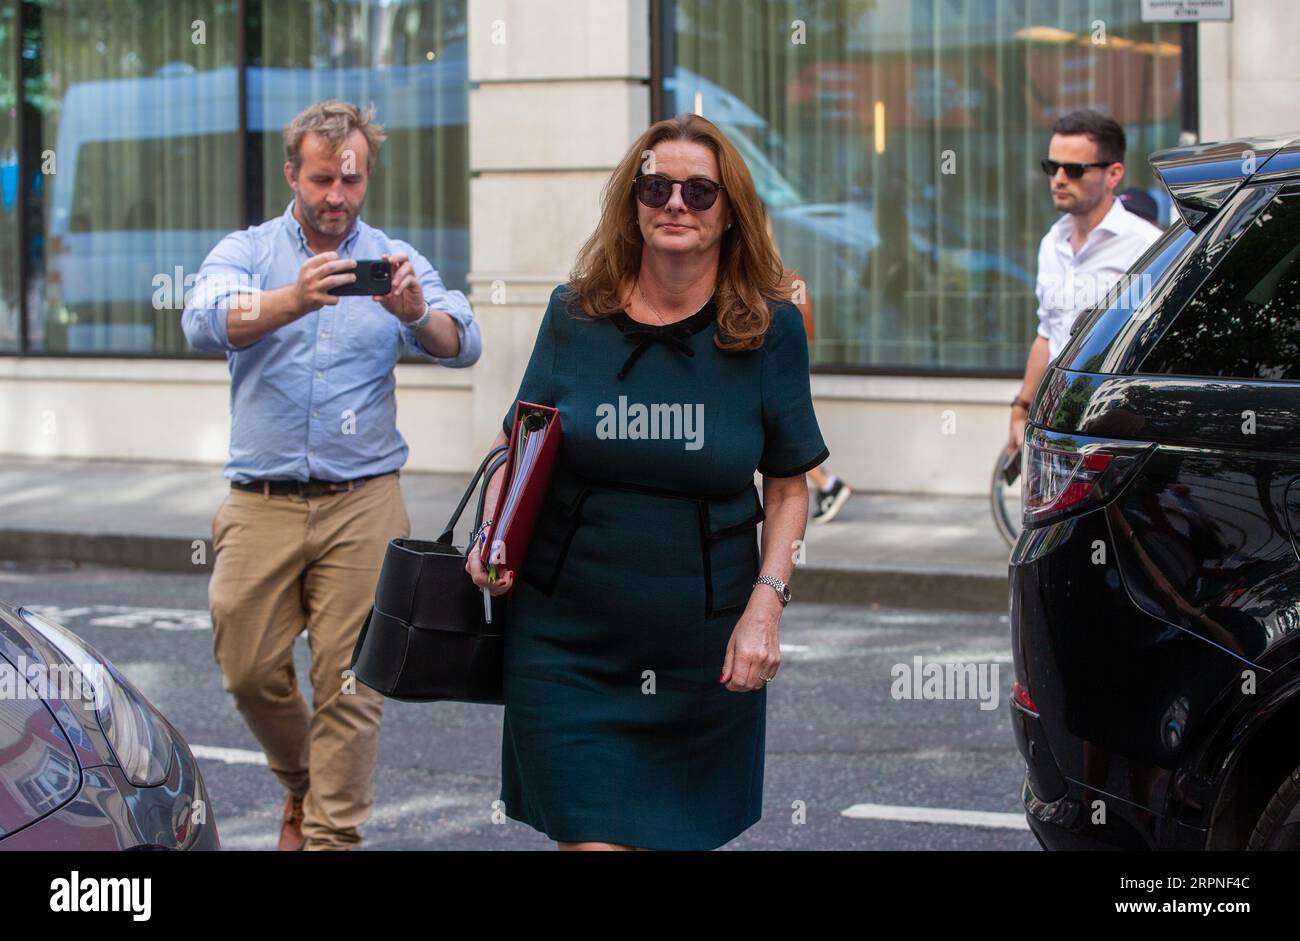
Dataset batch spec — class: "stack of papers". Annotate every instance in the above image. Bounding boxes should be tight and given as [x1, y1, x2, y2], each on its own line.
[495, 415, 550, 544]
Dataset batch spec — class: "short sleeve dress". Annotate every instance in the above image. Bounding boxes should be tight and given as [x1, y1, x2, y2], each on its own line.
[498, 285, 828, 850]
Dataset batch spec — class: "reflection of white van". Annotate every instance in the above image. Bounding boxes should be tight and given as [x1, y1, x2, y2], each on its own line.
[47, 46, 467, 353]
[665, 66, 876, 287]
[665, 66, 876, 360]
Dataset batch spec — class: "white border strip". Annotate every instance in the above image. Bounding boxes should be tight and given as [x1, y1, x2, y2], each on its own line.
[190, 744, 268, 766]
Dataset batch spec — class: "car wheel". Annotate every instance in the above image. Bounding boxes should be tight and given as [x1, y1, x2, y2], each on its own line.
[1247, 762, 1300, 850]
[990, 446, 1022, 549]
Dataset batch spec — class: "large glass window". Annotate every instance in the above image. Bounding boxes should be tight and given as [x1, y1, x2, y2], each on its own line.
[253, 0, 469, 295]
[12, 0, 467, 356]
[27, 0, 239, 354]
[661, 0, 1186, 373]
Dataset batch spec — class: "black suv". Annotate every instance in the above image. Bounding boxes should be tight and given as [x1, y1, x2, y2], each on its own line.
[1011, 133, 1300, 850]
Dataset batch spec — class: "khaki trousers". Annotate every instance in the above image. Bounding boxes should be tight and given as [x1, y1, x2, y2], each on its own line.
[208, 472, 409, 850]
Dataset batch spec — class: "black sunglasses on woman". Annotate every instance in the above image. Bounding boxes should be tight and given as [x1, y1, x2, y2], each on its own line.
[633, 173, 726, 211]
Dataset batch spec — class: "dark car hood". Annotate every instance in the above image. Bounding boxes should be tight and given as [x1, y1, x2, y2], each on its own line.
[0, 601, 120, 772]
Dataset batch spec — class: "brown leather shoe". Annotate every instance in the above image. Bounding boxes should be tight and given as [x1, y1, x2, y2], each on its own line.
[278, 793, 306, 851]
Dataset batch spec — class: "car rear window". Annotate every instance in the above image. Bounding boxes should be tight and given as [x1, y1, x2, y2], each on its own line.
[1142, 191, 1300, 381]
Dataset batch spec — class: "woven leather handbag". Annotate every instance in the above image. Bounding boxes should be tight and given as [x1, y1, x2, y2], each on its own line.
[350, 443, 510, 704]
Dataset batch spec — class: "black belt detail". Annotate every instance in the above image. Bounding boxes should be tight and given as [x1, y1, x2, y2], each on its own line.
[231, 471, 392, 496]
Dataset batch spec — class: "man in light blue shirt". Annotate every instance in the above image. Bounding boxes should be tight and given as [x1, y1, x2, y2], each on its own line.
[182, 164, 479, 482]
[183, 100, 479, 851]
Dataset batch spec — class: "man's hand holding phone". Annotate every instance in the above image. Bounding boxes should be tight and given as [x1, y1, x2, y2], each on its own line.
[225, 253, 408, 348]
[292, 252, 357, 315]
[377, 252, 425, 323]
[1007, 408, 1027, 458]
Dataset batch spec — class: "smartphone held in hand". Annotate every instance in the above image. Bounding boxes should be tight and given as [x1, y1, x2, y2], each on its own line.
[330, 259, 392, 296]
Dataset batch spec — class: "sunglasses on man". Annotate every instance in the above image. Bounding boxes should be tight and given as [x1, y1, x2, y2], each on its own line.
[633, 173, 726, 212]
[1040, 158, 1114, 179]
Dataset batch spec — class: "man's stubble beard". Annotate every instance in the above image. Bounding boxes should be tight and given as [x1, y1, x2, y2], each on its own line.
[1056, 186, 1103, 217]
[300, 194, 362, 239]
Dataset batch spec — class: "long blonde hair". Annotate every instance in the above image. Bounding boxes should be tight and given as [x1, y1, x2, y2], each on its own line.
[567, 114, 789, 351]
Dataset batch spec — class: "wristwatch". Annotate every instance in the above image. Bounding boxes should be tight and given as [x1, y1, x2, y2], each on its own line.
[1011, 395, 1032, 411]
[406, 300, 433, 331]
[754, 575, 791, 606]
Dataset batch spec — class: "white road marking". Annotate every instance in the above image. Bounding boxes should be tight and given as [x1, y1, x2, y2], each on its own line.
[26, 604, 211, 631]
[190, 744, 268, 766]
[841, 802, 1029, 830]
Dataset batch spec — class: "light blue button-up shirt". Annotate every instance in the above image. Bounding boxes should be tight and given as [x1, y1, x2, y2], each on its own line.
[183, 200, 481, 484]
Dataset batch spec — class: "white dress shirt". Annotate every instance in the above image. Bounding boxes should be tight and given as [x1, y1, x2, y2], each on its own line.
[1034, 198, 1163, 361]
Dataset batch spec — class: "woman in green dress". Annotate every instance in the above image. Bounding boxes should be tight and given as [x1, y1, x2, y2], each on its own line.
[467, 113, 828, 851]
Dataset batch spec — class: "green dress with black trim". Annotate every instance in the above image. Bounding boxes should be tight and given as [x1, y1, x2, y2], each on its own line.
[498, 285, 828, 850]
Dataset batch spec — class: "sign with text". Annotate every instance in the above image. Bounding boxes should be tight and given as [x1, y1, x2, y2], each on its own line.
[1141, 0, 1233, 21]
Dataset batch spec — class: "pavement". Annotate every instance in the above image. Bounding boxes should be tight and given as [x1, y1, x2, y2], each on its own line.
[0, 457, 1018, 611]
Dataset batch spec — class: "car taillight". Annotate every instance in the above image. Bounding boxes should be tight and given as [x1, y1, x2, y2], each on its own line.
[1022, 428, 1151, 527]
[1012, 679, 1037, 714]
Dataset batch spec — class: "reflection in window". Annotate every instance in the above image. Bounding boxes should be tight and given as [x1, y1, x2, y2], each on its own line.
[19, 0, 468, 356]
[254, 1, 469, 294]
[664, 0, 1184, 372]
[1143, 196, 1300, 382]
[30, 1, 239, 354]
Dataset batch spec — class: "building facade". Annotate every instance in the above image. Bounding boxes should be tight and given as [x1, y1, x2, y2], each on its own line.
[0, 0, 1292, 493]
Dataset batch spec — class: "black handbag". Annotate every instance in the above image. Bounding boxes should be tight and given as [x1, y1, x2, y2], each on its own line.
[350, 443, 511, 704]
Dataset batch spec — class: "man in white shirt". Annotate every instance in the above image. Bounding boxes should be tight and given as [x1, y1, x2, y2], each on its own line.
[1008, 110, 1163, 455]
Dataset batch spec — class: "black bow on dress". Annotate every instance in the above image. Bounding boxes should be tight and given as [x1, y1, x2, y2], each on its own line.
[616, 324, 697, 381]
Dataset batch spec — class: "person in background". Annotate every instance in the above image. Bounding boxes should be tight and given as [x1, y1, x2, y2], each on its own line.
[182, 100, 481, 850]
[1008, 111, 1162, 456]
[763, 205, 853, 524]
[1117, 187, 1165, 230]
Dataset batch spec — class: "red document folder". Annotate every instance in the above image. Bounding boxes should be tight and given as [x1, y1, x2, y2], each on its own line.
[485, 401, 562, 590]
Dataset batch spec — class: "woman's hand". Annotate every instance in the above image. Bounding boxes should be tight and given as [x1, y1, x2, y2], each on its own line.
[466, 538, 513, 596]
[720, 587, 782, 692]
[466, 430, 514, 596]
[720, 471, 806, 691]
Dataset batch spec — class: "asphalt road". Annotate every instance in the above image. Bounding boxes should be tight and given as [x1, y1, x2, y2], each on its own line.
[0, 560, 1037, 851]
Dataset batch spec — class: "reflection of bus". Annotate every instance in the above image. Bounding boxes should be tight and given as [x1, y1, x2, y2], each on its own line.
[46, 46, 467, 353]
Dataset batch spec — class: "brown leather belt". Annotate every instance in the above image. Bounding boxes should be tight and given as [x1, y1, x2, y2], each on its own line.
[231, 471, 395, 497]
